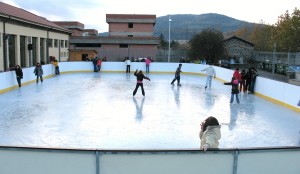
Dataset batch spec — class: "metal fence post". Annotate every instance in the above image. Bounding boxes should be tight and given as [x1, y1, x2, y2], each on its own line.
[232, 149, 239, 174]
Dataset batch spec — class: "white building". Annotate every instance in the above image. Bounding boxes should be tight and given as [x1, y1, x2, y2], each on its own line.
[0, 2, 71, 71]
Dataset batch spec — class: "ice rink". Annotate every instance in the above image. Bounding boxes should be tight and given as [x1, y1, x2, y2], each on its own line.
[0, 72, 299, 149]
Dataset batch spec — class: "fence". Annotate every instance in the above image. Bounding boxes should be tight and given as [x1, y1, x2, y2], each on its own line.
[253, 52, 300, 75]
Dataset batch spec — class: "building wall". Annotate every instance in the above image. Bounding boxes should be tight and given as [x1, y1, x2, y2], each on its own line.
[109, 23, 154, 37]
[223, 38, 254, 61]
[0, 21, 69, 71]
[69, 50, 97, 61]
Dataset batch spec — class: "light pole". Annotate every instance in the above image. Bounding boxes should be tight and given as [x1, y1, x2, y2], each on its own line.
[168, 16, 172, 62]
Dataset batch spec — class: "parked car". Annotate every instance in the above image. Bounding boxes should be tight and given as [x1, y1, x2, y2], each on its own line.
[218, 60, 230, 68]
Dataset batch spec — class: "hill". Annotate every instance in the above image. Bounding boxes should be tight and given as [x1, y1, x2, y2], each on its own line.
[153, 13, 256, 40]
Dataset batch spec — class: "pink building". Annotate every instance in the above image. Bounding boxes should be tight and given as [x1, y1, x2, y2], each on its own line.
[69, 14, 159, 61]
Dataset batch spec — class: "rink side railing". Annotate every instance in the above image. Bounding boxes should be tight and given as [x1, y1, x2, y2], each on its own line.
[0, 61, 299, 112]
[0, 146, 300, 174]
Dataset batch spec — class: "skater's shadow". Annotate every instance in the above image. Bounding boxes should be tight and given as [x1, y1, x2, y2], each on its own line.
[126, 73, 130, 81]
[171, 85, 180, 107]
[204, 90, 215, 110]
[229, 104, 238, 130]
[133, 97, 145, 122]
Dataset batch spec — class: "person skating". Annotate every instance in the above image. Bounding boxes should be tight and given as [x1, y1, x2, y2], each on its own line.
[33, 62, 43, 83]
[171, 64, 182, 86]
[224, 76, 240, 104]
[15, 65, 23, 87]
[201, 65, 216, 89]
[133, 69, 150, 96]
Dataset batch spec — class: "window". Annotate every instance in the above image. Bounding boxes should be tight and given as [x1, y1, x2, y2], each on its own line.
[119, 44, 128, 48]
[60, 40, 64, 48]
[128, 35, 133, 37]
[75, 43, 101, 47]
[128, 23, 133, 28]
[48, 39, 53, 47]
[65, 40, 68, 47]
[54, 39, 58, 48]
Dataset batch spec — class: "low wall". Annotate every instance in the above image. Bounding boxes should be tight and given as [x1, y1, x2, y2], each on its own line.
[0, 147, 300, 174]
[0, 62, 299, 112]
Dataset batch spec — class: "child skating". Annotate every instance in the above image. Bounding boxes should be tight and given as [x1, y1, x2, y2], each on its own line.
[224, 76, 240, 104]
[133, 69, 150, 96]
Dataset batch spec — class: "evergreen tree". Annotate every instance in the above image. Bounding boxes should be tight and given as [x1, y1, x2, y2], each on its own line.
[188, 28, 224, 64]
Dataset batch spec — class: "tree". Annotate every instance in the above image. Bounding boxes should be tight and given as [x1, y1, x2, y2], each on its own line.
[188, 28, 224, 64]
[249, 24, 274, 51]
[273, 8, 300, 52]
[170, 40, 180, 49]
[158, 33, 168, 49]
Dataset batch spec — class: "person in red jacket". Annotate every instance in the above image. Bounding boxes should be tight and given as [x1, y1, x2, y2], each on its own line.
[233, 68, 241, 92]
[133, 69, 150, 96]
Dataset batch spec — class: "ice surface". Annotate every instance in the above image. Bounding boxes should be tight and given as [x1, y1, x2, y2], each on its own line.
[0, 72, 299, 149]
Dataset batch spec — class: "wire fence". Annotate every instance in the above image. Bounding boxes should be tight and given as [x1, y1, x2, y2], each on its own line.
[253, 52, 300, 75]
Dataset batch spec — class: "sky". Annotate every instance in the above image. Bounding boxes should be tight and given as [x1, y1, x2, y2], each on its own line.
[2, 0, 299, 33]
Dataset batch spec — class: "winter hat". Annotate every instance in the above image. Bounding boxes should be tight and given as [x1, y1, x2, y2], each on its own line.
[233, 79, 238, 84]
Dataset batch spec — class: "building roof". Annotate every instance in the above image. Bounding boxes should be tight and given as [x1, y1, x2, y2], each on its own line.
[52, 21, 85, 30]
[70, 36, 159, 45]
[0, 2, 71, 33]
[106, 14, 156, 24]
[223, 36, 254, 46]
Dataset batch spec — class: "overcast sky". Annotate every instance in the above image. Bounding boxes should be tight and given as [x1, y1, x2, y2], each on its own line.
[2, 0, 299, 33]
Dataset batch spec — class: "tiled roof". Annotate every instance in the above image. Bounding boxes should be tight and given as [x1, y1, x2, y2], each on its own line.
[223, 36, 254, 46]
[0, 2, 71, 33]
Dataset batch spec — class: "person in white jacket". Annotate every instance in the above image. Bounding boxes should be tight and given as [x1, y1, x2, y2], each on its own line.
[199, 116, 221, 151]
[201, 65, 216, 89]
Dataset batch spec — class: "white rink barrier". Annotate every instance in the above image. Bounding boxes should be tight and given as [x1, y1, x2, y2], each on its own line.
[0, 62, 299, 112]
[0, 146, 300, 174]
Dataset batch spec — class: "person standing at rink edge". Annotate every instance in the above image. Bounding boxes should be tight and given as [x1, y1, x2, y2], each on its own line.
[199, 116, 221, 151]
[15, 65, 23, 87]
[201, 64, 216, 89]
[125, 57, 131, 73]
[33, 62, 43, 83]
[145, 57, 151, 73]
[133, 69, 150, 96]
[171, 63, 182, 86]
[53, 59, 60, 75]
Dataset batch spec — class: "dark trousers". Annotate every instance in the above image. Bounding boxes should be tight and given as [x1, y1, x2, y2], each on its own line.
[16, 77, 21, 87]
[36, 76, 43, 83]
[55, 66, 60, 75]
[126, 65, 130, 73]
[133, 83, 145, 96]
[171, 76, 180, 85]
[93, 64, 97, 72]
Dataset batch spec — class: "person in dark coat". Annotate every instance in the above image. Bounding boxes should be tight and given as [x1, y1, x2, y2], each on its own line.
[133, 69, 150, 96]
[249, 67, 258, 94]
[240, 69, 247, 92]
[15, 65, 23, 87]
[33, 62, 43, 83]
[245, 68, 252, 93]
[171, 64, 182, 86]
[224, 76, 240, 104]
